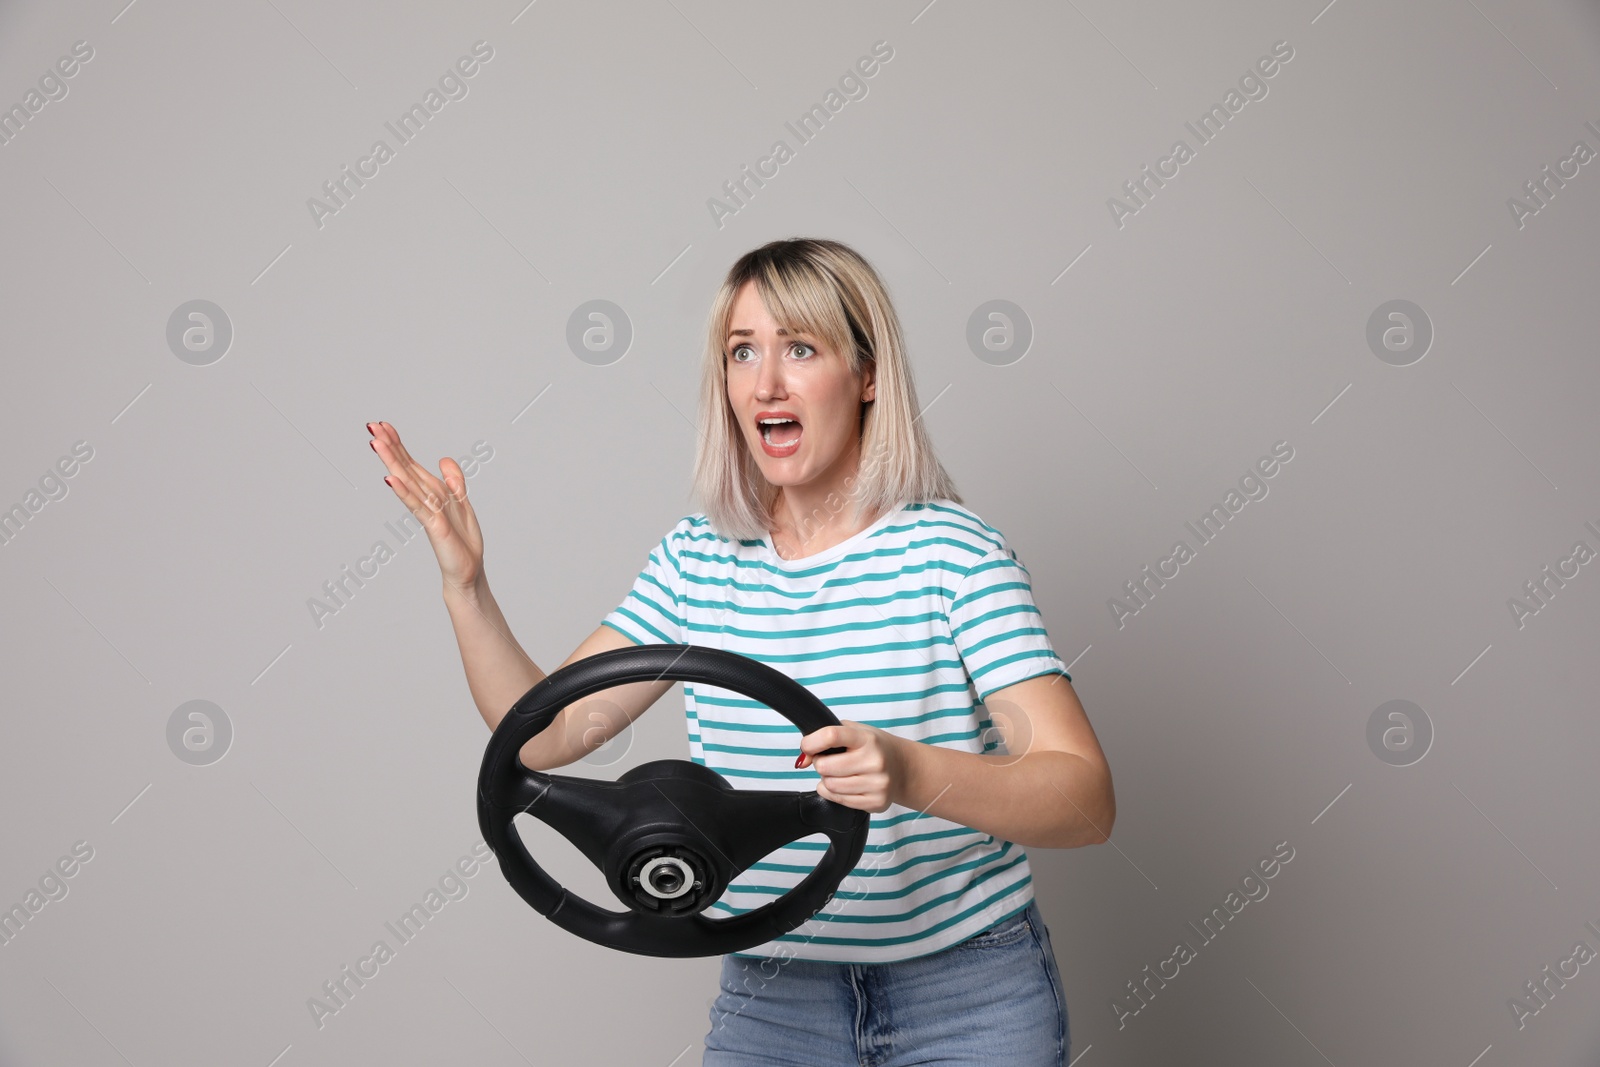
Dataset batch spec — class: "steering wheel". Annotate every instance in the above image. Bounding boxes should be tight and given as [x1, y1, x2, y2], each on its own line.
[476, 643, 870, 958]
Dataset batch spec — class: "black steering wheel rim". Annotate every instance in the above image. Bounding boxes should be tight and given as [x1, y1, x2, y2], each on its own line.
[476, 643, 870, 958]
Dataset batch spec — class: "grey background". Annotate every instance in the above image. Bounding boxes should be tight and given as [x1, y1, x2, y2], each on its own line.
[3, 0, 1599, 1064]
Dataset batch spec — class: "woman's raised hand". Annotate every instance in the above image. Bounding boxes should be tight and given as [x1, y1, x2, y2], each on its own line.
[368, 421, 485, 594]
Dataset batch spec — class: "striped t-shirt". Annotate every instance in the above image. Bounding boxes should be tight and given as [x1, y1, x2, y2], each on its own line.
[600, 498, 1072, 964]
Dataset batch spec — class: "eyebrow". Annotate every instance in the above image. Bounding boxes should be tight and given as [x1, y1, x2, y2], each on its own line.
[726, 326, 809, 341]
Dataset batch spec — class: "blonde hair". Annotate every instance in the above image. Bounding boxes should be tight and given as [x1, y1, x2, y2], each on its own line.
[692, 238, 962, 543]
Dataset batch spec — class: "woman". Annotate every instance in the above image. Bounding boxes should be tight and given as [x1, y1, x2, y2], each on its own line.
[369, 237, 1114, 1066]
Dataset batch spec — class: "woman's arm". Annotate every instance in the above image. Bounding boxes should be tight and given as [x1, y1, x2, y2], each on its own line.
[441, 575, 544, 732]
[800, 673, 1114, 848]
[370, 421, 673, 769]
[442, 578, 674, 770]
[890, 673, 1114, 849]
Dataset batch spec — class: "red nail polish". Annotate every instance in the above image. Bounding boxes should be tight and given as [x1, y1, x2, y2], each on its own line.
[795, 752, 808, 768]
[384, 476, 392, 487]
[370, 440, 377, 451]
[367, 422, 375, 435]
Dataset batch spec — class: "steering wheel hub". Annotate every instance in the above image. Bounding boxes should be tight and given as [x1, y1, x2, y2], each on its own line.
[627, 847, 709, 912]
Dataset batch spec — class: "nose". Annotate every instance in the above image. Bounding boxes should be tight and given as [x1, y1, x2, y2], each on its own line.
[754, 344, 786, 399]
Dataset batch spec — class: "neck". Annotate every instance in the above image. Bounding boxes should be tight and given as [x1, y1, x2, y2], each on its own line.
[769, 485, 883, 560]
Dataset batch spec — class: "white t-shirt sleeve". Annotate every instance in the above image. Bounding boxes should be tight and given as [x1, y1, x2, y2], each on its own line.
[601, 527, 686, 645]
[948, 543, 1071, 702]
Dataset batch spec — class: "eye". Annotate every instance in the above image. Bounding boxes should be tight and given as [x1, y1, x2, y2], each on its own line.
[726, 340, 816, 362]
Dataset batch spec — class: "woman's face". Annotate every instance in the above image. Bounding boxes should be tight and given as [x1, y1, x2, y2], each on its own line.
[724, 279, 874, 494]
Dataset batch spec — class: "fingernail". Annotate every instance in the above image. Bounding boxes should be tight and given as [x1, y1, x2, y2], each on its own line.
[384, 476, 392, 487]
[366, 422, 375, 435]
[370, 440, 377, 451]
[795, 752, 809, 769]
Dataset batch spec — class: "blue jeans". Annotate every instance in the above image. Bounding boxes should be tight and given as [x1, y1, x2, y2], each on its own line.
[702, 899, 1070, 1066]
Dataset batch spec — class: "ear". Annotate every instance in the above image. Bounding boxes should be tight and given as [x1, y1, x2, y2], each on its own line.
[861, 364, 876, 403]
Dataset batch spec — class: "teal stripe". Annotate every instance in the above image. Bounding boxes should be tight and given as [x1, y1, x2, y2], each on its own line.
[747, 833, 999, 879]
[705, 766, 857, 782]
[682, 585, 960, 616]
[678, 508, 997, 559]
[684, 559, 966, 601]
[698, 741, 804, 757]
[949, 601, 1043, 641]
[601, 604, 672, 646]
[716, 872, 1035, 948]
[957, 603, 1044, 633]
[679, 501, 998, 547]
[598, 620, 643, 646]
[695, 678, 973, 711]
[604, 603, 674, 644]
[961, 624, 1051, 661]
[657, 538, 686, 585]
[722, 840, 1018, 900]
[699, 725, 984, 761]
[693, 702, 975, 734]
[951, 575, 1033, 614]
[919, 500, 1005, 548]
[959, 553, 1020, 576]
[680, 539, 983, 584]
[616, 587, 680, 633]
[726, 852, 1029, 921]
[633, 567, 679, 609]
[692, 611, 948, 642]
[866, 809, 939, 830]
[690, 654, 967, 689]
[769, 823, 990, 855]
[681, 585, 953, 617]
[696, 683, 973, 714]
[681, 633, 959, 664]
[969, 648, 1060, 685]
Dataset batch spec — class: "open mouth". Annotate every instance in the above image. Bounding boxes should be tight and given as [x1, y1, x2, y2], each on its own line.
[758, 416, 802, 448]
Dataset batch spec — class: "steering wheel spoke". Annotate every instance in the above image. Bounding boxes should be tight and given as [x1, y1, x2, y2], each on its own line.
[712, 788, 823, 874]
[518, 770, 627, 873]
